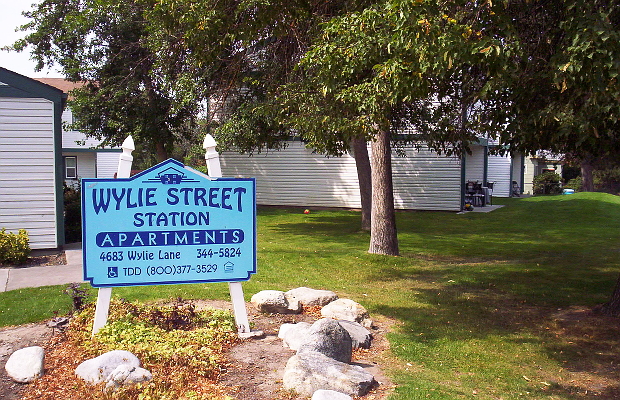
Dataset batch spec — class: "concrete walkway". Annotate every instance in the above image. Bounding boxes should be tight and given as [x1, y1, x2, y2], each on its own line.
[0, 243, 85, 293]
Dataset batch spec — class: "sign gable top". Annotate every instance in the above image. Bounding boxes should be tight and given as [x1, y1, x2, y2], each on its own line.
[94, 158, 242, 184]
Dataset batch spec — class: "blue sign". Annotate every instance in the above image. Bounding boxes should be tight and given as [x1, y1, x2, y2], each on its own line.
[81, 159, 256, 288]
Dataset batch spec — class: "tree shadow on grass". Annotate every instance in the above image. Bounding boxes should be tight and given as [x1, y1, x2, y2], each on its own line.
[368, 279, 620, 399]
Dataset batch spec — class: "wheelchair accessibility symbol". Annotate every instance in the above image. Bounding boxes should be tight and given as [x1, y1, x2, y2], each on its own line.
[107, 267, 119, 278]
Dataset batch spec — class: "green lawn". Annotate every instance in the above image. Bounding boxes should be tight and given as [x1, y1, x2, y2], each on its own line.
[1, 192, 619, 399]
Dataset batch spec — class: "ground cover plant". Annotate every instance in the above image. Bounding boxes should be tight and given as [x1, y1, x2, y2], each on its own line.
[22, 299, 238, 400]
[1, 192, 619, 399]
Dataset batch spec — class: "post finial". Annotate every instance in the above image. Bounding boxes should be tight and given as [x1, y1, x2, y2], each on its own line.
[121, 135, 135, 152]
[203, 134, 217, 150]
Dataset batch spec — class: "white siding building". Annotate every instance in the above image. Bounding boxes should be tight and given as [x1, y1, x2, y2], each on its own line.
[35, 79, 121, 185]
[0, 68, 66, 249]
[220, 141, 463, 211]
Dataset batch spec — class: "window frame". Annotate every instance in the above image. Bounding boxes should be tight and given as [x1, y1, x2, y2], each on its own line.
[64, 156, 78, 179]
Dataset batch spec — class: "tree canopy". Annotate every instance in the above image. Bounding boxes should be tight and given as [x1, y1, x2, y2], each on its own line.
[13, 0, 620, 254]
[13, 0, 200, 161]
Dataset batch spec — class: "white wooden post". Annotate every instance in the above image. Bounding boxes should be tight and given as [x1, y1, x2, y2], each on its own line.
[203, 134, 259, 338]
[92, 136, 135, 336]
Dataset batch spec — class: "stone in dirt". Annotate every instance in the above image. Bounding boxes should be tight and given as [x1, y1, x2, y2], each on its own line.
[251, 290, 302, 314]
[336, 320, 372, 349]
[321, 298, 373, 328]
[312, 389, 353, 400]
[285, 287, 339, 307]
[280, 319, 372, 351]
[75, 350, 145, 385]
[283, 350, 376, 397]
[297, 319, 352, 363]
[4, 346, 45, 383]
[105, 364, 152, 390]
[278, 322, 313, 351]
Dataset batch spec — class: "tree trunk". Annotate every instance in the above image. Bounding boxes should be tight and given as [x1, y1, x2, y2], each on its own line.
[155, 141, 168, 163]
[596, 273, 620, 316]
[368, 129, 399, 256]
[581, 158, 595, 192]
[351, 137, 372, 232]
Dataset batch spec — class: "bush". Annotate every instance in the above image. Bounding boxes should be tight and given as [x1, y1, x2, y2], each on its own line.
[63, 183, 82, 243]
[563, 177, 582, 192]
[533, 171, 562, 195]
[594, 168, 620, 194]
[0, 228, 31, 264]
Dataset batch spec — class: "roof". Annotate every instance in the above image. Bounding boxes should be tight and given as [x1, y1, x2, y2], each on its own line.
[33, 78, 85, 96]
[0, 67, 67, 104]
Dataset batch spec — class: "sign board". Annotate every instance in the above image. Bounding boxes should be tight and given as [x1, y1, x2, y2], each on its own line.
[82, 159, 256, 288]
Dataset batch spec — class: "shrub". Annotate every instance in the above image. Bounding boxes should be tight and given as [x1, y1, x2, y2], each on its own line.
[533, 171, 562, 195]
[0, 228, 31, 264]
[594, 168, 620, 194]
[63, 183, 82, 243]
[563, 177, 582, 192]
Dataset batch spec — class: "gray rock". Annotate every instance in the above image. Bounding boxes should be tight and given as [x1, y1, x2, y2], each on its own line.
[312, 389, 353, 400]
[283, 351, 376, 397]
[321, 299, 372, 328]
[298, 318, 352, 363]
[251, 290, 302, 314]
[278, 322, 313, 351]
[105, 364, 152, 390]
[5, 346, 45, 383]
[337, 320, 372, 349]
[285, 287, 339, 307]
[75, 350, 141, 384]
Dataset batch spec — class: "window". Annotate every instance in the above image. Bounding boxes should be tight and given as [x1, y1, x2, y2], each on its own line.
[64, 156, 77, 179]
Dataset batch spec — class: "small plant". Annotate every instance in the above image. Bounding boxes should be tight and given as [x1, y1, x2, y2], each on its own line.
[64, 283, 90, 312]
[0, 228, 30, 264]
[65, 299, 238, 399]
[533, 171, 562, 195]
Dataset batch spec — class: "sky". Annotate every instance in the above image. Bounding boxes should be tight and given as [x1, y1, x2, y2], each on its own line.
[0, 0, 63, 78]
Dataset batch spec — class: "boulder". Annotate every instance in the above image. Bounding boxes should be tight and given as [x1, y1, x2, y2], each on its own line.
[283, 351, 376, 397]
[278, 322, 313, 351]
[312, 389, 353, 400]
[251, 290, 302, 314]
[337, 320, 372, 349]
[298, 319, 352, 363]
[5, 346, 45, 383]
[105, 364, 152, 390]
[75, 350, 142, 385]
[321, 299, 372, 328]
[285, 287, 338, 307]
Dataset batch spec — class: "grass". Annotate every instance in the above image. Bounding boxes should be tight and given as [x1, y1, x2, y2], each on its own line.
[2, 192, 620, 399]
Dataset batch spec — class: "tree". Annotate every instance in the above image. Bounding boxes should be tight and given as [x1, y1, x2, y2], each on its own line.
[489, 0, 620, 186]
[470, 0, 620, 314]
[147, 0, 376, 231]
[276, 0, 508, 255]
[13, 0, 200, 161]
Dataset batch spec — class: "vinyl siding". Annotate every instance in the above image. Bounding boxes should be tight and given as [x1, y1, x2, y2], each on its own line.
[61, 108, 104, 149]
[96, 152, 120, 179]
[63, 151, 96, 185]
[487, 154, 512, 197]
[0, 97, 58, 248]
[464, 145, 486, 184]
[220, 141, 462, 211]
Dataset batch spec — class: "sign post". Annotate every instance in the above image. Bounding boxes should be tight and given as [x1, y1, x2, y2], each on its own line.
[91, 136, 134, 335]
[83, 135, 259, 337]
[203, 134, 253, 337]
